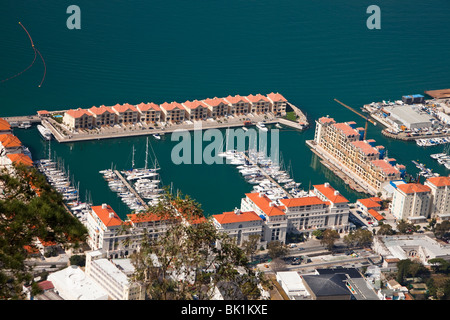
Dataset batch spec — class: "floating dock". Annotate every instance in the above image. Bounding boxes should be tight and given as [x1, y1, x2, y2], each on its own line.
[424, 88, 450, 99]
[113, 170, 149, 211]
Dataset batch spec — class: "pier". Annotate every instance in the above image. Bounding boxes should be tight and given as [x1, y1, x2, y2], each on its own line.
[3, 115, 41, 126]
[238, 151, 293, 199]
[113, 170, 149, 211]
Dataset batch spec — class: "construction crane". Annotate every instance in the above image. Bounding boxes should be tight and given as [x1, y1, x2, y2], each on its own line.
[334, 98, 376, 140]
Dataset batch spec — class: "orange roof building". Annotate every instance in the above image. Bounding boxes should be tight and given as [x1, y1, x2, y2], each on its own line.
[0, 118, 11, 133]
[223, 95, 251, 115]
[357, 198, 382, 212]
[391, 183, 431, 221]
[313, 183, 349, 205]
[0, 133, 22, 150]
[6, 153, 33, 166]
[368, 209, 384, 221]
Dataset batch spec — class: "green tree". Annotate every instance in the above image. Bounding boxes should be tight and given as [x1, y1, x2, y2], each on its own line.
[242, 234, 260, 263]
[312, 229, 324, 239]
[0, 164, 87, 299]
[129, 191, 267, 300]
[267, 240, 288, 260]
[377, 223, 395, 235]
[434, 221, 450, 240]
[320, 229, 340, 251]
[343, 229, 373, 249]
[396, 220, 415, 234]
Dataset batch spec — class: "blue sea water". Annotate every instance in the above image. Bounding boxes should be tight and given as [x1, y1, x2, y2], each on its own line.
[2, 1, 450, 218]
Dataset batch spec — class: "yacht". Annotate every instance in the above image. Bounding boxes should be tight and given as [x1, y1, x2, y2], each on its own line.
[153, 133, 161, 140]
[37, 124, 52, 140]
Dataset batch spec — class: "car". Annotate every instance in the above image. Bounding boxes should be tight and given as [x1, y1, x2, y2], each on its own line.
[368, 221, 373, 224]
[298, 247, 305, 251]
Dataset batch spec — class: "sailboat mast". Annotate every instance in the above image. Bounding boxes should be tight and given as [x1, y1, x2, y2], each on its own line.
[145, 137, 149, 170]
[132, 145, 135, 169]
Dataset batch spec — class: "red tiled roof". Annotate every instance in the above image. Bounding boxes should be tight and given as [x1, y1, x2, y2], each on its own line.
[126, 212, 173, 224]
[351, 140, 379, 156]
[66, 108, 92, 119]
[245, 94, 270, 103]
[224, 95, 248, 105]
[0, 118, 11, 131]
[136, 102, 161, 112]
[183, 100, 209, 109]
[426, 176, 450, 187]
[160, 102, 185, 111]
[91, 204, 123, 227]
[313, 184, 349, 203]
[37, 110, 49, 115]
[245, 193, 285, 216]
[89, 105, 114, 115]
[280, 196, 328, 208]
[332, 122, 359, 137]
[203, 97, 227, 107]
[7, 153, 33, 166]
[267, 92, 287, 102]
[318, 116, 336, 124]
[370, 159, 399, 175]
[397, 183, 431, 194]
[368, 209, 384, 221]
[112, 103, 137, 113]
[213, 210, 262, 225]
[0, 134, 22, 148]
[38, 280, 54, 291]
[357, 198, 381, 209]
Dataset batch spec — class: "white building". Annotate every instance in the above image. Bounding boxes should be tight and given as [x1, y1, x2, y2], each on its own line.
[47, 265, 109, 300]
[373, 235, 450, 266]
[276, 271, 310, 300]
[85, 250, 145, 300]
[391, 183, 431, 222]
[424, 176, 450, 221]
[212, 209, 263, 246]
[241, 192, 287, 245]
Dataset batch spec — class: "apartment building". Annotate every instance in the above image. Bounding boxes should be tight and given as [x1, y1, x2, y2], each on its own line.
[0, 133, 23, 154]
[85, 250, 145, 300]
[136, 102, 161, 123]
[112, 103, 139, 125]
[203, 97, 229, 118]
[160, 102, 186, 123]
[63, 108, 94, 130]
[88, 105, 116, 127]
[246, 94, 271, 114]
[240, 192, 287, 246]
[224, 95, 251, 115]
[424, 176, 450, 221]
[267, 92, 287, 116]
[391, 183, 431, 222]
[313, 116, 405, 193]
[212, 209, 264, 246]
[182, 100, 210, 120]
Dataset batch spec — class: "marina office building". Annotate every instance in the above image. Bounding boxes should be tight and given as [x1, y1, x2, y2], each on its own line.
[312, 116, 406, 194]
[61, 92, 287, 130]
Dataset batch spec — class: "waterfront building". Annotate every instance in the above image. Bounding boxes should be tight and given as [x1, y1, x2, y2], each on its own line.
[356, 197, 382, 213]
[391, 183, 431, 222]
[5, 153, 33, 167]
[312, 116, 404, 194]
[424, 176, 450, 221]
[383, 104, 432, 130]
[63, 108, 94, 130]
[223, 94, 251, 115]
[267, 92, 287, 116]
[160, 102, 186, 123]
[86, 204, 128, 255]
[182, 100, 210, 120]
[88, 105, 116, 127]
[0, 118, 12, 134]
[112, 103, 139, 125]
[245, 94, 271, 114]
[280, 196, 334, 236]
[203, 97, 229, 118]
[312, 183, 350, 233]
[240, 192, 287, 245]
[85, 250, 145, 300]
[136, 102, 161, 123]
[0, 133, 22, 154]
[212, 209, 263, 246]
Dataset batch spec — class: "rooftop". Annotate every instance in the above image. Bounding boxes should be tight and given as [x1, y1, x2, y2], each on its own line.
[267, 92, 287, 102]
[351, 140, 379, 156]
[0, 134, 22, 148]
[396, 183, 431, 194]
[370, 159, 400, 175]
[332, 122, 359, 137]
[213, 210, 262, 225]
[224, 95, 248, 104]
[6, 153, 33, 166]
[66, 108, 92, 119]
[426, 176, 450, 187]
[91, 204, 123, 227]
[183, 99, 209, 109]
[112, 103, 138, 113]
[313, 184, 349, 204]
[136, 102, 161, 112]
[160, 101, 185, 111]
[280, 196, 328, 208]
[203, 97, 227, 107]
[246, 94, 270, 103]
[245, 192, 285, 216]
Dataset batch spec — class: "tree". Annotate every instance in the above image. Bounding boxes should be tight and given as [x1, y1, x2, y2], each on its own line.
[396, 220, 415, 234]
[434, 221, 450, 240]
[312, 229, 324, 239]
[0, 164, 87, 299]
[377, 223, 395, 235]
[320, 229, 340, 251]
[242, 234, 260, 263]
[129, 191, 267, 300]
[343, 229, 373, 249]
[267, 240, 288, 260]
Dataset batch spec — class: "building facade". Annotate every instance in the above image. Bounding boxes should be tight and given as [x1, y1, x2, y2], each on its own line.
[391, 183, 431, 222]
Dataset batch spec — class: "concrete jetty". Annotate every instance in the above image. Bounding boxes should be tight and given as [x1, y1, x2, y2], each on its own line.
[113, 170, 149, 210]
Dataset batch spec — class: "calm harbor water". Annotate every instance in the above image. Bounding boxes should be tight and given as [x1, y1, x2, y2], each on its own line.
[3, 1, 450, 218]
